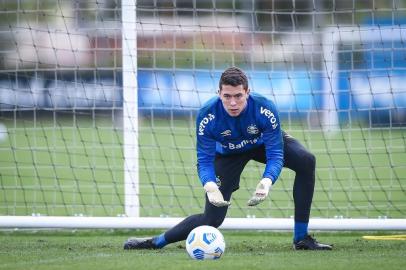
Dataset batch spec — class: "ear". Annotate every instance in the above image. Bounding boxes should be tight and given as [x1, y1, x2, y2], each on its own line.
[246, 88, 250, 97]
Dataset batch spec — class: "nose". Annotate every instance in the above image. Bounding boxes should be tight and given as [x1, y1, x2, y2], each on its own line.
[230, 98, 237, 106]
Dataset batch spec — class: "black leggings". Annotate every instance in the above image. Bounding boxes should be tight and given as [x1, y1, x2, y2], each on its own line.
[164, 131, 316, 244]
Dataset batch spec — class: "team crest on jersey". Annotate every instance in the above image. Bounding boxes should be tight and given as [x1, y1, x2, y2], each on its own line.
[247, 124, 259, 135]
[220, 130, 231, 137]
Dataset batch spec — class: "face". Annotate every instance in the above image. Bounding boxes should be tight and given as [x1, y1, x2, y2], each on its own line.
[219, 84, 250, 117]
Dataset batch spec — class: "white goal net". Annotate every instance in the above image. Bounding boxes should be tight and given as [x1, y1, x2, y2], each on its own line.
[0, 0, 405, 230]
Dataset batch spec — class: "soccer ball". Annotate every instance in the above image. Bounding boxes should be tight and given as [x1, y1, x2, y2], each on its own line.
[185, 225, 226, 260]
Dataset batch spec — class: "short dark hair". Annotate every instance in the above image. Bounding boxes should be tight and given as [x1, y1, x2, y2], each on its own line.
[219, 66, 248, 91]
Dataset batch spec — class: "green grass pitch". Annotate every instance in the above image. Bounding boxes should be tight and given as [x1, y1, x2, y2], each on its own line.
[0, 230, 405, 270]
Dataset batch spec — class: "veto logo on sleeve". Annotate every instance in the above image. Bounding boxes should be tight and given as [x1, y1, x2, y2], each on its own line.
[260, 106, 278, 129]
[198, 113, 215, 135]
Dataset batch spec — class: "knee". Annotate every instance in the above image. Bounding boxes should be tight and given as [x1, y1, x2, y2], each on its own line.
[300, 151, 316, 173]
[305, 151, 316, 171]
[204, 215, 225, 228]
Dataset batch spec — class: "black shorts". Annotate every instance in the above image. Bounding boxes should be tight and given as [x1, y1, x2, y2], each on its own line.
[214, 131, 307, 195]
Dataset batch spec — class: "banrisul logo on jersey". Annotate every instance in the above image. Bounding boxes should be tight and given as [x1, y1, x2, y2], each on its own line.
[260, 107, 278, 129]
[247, 124, 259, 135]
[198, 113, 215, 135]
[227, 137, 261, 150]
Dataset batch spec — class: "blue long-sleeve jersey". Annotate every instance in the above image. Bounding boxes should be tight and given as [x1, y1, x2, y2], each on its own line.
[196, 92, 284, 186]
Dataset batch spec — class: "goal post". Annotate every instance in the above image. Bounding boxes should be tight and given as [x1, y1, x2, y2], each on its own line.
[122, 0, 139, 218]
[0, 0, 405, 231]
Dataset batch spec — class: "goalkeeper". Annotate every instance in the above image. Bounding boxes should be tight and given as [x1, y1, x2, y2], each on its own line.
[124, 66, 332, 250]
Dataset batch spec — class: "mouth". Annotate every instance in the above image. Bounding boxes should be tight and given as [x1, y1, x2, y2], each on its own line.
[229, 109, 239, 115]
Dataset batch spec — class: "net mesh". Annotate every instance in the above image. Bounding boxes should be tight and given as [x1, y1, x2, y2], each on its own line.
[0, 0, 405, 219]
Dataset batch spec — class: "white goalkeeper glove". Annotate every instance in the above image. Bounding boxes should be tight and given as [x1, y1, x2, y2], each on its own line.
[247, 178, 273, 206]
[204, 182, 231, 207]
